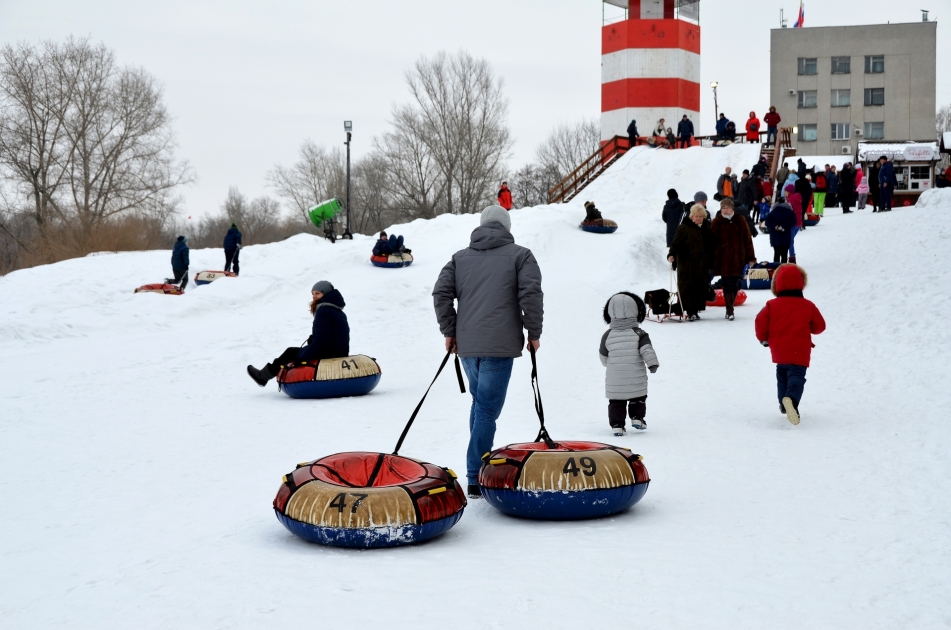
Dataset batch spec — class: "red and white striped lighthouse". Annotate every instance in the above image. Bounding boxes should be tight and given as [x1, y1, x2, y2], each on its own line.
[601, 1, 701, 143]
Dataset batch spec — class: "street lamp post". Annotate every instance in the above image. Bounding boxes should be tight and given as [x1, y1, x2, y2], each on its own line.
[710, 81, 719, 130]
[343, 120, 353, 239]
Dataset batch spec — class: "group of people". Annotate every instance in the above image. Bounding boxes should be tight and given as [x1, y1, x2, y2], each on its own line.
[714, 106, 782, 147]
[165, 223, 243, 290]
[627, 115, 696, 149]
[775, 155, 899, 217]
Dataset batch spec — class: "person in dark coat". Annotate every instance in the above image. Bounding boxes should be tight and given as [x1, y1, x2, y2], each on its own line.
[583, 201, 603, 225]
[826, 166, 839, 209]
[868, 163, 881, 211]
[725, 121, 737, 142]
[223, 223, 242, 275]
[795, 173, 813, 220]
[627, 119, 639, 147]
[372, 231, 391, 257]
[838, 163, 855, 213]
[247, 280, 350, 386]
[676, 115, 694, 148]
[715, 114, 729, 139]
[711, 198, 756, 319]
[661, 189, 687, 247]
[667, 204, 714, 321]
[878, 156, 897, 211]
[765, 200, 796, 264]
[796, 158, 807, 179]
[166, 236, 190, 289]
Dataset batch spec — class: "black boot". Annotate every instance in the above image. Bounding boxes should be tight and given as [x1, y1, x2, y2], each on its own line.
[467, 484, 482, 498]
[247, 364, 275, 387]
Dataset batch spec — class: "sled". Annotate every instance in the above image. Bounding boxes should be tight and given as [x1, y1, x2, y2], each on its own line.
[580, 219, 618, 234]
[194, 270, 237, 285]
[644, 270, 684, 323]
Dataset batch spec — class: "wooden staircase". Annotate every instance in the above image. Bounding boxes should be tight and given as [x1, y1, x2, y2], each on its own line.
[548, 135, 631, 204]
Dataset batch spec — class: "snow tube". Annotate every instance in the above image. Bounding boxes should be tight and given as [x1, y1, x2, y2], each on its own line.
[134, 283, 183, 295]
[804, 213, 821, 227]
[706, 289, 748, 307]
[479, 441, 650, 520]
[194, 270, 237, 285]
[742, 262, 780, 290]
[580, 219, 618, 234]
[277, 355, 381, 399]
[273, 452, 466, 548]
[370, 253, 413, 268]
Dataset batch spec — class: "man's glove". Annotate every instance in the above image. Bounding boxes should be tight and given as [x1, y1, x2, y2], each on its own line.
[649, 366, 658, 373]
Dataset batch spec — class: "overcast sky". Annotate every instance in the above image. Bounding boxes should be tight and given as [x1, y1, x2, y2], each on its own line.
[1, 0, 948, 218]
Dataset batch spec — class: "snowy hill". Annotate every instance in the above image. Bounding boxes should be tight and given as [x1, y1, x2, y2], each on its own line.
[2, 144, 950, 628]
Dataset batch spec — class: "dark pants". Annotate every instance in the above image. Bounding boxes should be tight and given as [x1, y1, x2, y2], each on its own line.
[776, 364, 807, 408]
[608, 396, 647, 428]
[225, 248, 239, 274]
[266, 347, 304, 376]
[827, 192, 838, 208]
[628, 135, 637, 148]
[840, 192, 853, 211]
[169, 268, 188, 289]
[721, 276, 742, 316]
[678, 137, 690, 148]
[870, 190, 879, 211]
[879, 186, 893, 211]
[765, 127, 777, 146]
[773, 246, 789, 264]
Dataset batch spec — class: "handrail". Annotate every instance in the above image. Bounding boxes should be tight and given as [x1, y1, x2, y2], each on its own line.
[547, 135, 631, 204]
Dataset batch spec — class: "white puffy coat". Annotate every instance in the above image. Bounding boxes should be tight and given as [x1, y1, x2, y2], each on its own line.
[599, 294, 659, 400]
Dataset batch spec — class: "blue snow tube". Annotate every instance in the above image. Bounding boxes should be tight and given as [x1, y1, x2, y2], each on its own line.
[479, 441, 650, 520]
[580, 219, 618, 234]
[742, 262, 781, 290]
[277, 355, 381, 399]
[371, 253, 413, 268]
[273, 452, 467, 549]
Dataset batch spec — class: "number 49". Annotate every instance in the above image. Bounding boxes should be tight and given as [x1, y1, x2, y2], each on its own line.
[562, 457, 597, 477]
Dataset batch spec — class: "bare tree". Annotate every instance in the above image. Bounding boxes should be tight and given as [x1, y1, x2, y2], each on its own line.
[535, 118, 601, 182]
[267, 140, 345, 224]
[0, 37, 191, 254]
[400, 51, 512, 215]
[937, 104, 951, 135]
[508, 163, 561, 209]
[349, 152, 395, 234]
[375, 111, 442, 220]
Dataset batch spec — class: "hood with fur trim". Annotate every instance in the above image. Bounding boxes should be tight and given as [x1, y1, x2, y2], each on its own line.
[771, 264, 808, 295]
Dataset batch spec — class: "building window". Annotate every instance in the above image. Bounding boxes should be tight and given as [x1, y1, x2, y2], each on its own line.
[798, 90, 817, 109]
[831, 57, 851, 74]
[864, 122, 885, 139]
[830, 123, 850, 140]
[864, 55, 885, 73]
[798, 58, 817, 75]
[864, 88, 885, 106]
[799, 124, 818, 142]
[831, 89, 851, 107]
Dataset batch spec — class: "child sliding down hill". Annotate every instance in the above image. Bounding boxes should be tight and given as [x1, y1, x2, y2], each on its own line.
[600, 292, 659, 436]
[755, 264, 826, 425]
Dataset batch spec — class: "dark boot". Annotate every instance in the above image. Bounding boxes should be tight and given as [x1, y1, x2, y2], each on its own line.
[467, 484, 482, 498]
[247, 364, 275, 387]
[724, 292, 736, 319]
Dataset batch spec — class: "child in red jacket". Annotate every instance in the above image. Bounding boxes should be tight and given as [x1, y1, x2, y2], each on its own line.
[754, 264, 826, 425]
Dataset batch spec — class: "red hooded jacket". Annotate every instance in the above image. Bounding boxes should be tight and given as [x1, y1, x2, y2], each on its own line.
[755, 265, 826, 367]
[497, 186, 513, 210]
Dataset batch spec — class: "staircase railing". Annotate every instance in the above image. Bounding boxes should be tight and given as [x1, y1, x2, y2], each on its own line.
[548, 135, 631, 204]
[768, 127, 794, 182]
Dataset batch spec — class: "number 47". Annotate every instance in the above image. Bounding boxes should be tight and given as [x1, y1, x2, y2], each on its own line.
[329, 492, 369, 513]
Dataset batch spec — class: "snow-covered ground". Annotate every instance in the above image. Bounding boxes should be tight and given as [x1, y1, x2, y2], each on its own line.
[3, 144, 950, 628]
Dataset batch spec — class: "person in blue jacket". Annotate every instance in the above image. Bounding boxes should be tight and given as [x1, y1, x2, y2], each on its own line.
[372, 230, 409, 257]
[246, 280, 351, 386]
[223, 223, 242, 275]
[676, 114, 694, 148]
[166, 236, 189, 289]
[877, 155, 897, 212]
[715, 114, 730, 140]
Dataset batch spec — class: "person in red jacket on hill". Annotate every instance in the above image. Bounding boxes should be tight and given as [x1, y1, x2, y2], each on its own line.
[745, 112, 761, 144]
[497, 182, 513, 210]
[764, 106, 781, 147]
[754, 264, 826, 425]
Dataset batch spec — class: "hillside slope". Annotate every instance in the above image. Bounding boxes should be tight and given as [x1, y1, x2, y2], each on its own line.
[2, 145, 949, 629]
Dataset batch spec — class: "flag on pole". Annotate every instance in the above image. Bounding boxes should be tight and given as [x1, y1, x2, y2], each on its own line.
[793, 1, 805, 28]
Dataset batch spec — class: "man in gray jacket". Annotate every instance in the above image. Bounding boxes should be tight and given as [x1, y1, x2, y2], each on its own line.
[433, 206, 544, 498]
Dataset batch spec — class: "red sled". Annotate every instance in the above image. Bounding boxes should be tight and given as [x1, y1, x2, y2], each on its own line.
[706, 289, 747, 307]
[134, 283, 184, 295]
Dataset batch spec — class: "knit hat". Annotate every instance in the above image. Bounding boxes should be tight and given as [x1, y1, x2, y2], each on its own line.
[480, 205, 511, 232]
[771, 264, 808, 296]
[177, 235, 185, 241]
[231, 222, 237, 228]
[667, 189, 678, 200]
[784, 184, 795, 193]
[311, 280, 334, 294]
[693, 191, 708, 203]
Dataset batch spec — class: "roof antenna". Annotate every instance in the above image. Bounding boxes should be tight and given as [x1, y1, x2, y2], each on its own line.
[921, 9, 929, 21]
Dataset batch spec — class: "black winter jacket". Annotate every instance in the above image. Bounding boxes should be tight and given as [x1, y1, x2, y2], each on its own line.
[662, 199, 686, 247]
[298, 289, 350, 361]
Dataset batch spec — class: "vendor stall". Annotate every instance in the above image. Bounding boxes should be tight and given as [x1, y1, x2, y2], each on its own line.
[857, 141, 939, 204]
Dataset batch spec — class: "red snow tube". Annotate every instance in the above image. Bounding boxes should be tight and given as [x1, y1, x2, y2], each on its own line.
[134, 283, 183, 295]
[706, 289, 748, 307]
[479, 441, 650, 520]
[804, 213, 821, 226]
[273, 452, 466, 548]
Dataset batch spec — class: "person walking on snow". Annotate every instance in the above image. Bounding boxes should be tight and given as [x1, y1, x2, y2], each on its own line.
[166, 236, 190, 289]
[755, 264, 826, 426]
[812, 168, 827, 216]
[764, 106, 781, 147]
[600, 292, 659, 435]
[627, 119, 639, 148]
[433, 206, 544, 499]
[745, 112, 761, 144]
[246, 281, 350, 386]
[223, 223, 242, 275]
[497, 182, 513, 210]
[677, 114, 694, 148]
[783, 184, 803, 264]
[668, 204, 714, 321]
[711, 198, 756, 320]
[775, 162, 790, 194]
[878, 156, 896, 212]
[717, 167, 738, 200]
[662, 189, 687, 247]
[765, 197, 796, 264]
[839, 163, 855, 213]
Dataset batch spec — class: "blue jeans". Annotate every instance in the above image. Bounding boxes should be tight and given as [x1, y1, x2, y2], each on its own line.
[460, 357, 514, 485]
[776, 364, 807, 407]
[789, 226, 800, 257]
[766, 126, 778, 146]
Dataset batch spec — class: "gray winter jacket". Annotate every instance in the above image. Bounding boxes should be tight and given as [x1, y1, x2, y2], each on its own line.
[599, 294, 659, 399]
[433, 222, 544, 358]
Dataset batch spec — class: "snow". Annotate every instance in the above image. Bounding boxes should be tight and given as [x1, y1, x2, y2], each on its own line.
[914, 187, 951, 209]
[3, 143, 951, 628]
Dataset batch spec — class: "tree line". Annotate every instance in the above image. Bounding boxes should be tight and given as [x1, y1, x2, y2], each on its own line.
[0, 40, 601, 274]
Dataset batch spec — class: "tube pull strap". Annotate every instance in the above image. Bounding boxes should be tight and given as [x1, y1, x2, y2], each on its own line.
[530, 346, 556, 448]
[393, 351, 466, 455]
